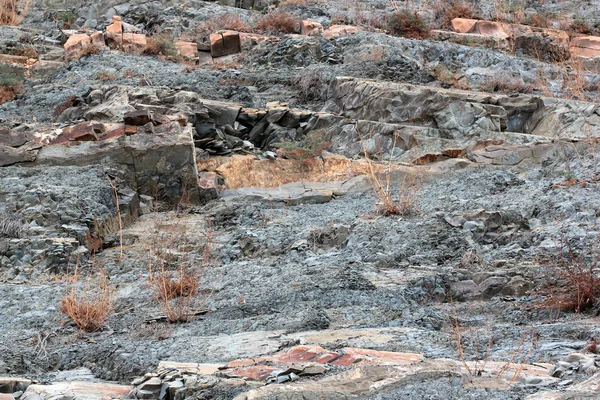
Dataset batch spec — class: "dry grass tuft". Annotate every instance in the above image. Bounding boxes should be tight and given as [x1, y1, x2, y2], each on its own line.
[361, 134, 422, 217]
[147, 220, 214, 323]
[60, 262, 112, 333]
[144, 32, 180, 59]
[386, 11, 429, 39]
[256, 11, 299, 35]
[537, 237, 600, 314]
[0, 0, 30, 25]
[196, 13, 252, 38]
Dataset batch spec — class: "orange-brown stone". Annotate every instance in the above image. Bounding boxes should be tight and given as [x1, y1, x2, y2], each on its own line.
[64, 34, 92, 61]
[210, 30, 241, 58]
[301, 20, 323, 35]
[176, 41, 198, 60]
[451, 18, 478, 33]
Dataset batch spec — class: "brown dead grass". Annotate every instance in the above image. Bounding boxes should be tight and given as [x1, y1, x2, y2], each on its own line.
[256, 11, 299, 35]
[60, 261, 112, 333]
[147, 219, 213, 323]
[199, 154, 377, 189]
[0, 0, 30, 25]
[196, 13, 252, 38]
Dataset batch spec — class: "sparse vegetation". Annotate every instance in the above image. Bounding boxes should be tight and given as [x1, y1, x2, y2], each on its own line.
[256, 11, 299, 35]
[0, 0, 30, 25]
[0, 62, 24, 104]
[147, 219, 214, 323]
[291, 70, 328, 102]
[537, 237, 600, 314]
[195, 13, 252, 38]
[386, 11, 429, 39]
[144, 32, 179, 59]
[361, 133, 422, 217]
[60, 261, 112, 333]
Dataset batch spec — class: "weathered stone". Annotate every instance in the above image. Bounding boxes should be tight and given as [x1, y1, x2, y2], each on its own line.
[90, 31, 106, 48]
[34, 125, 201, 203]
[22, 382, 131, 400]
[123, 110, 152, 126]
[571, 35, 600, 58]
[301, 20, 323, 36]
[451, 18, 478, 33]
[175, 41, 197, 60]
[64, 33, 91, 61]
[0, 128, 31, 147]
[514, 29, 570, 62]
[105, 15, 123, 48]
[472, 20, 508, 38]
[322, 25, 363, 40]
[122, 33, 147, 53]
[0, 143, 38, 166]
[0, 377, 31, 393]
[210, 30, 241, 58]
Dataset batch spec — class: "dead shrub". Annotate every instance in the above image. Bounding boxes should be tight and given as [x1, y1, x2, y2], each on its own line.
[568, 19, 598, 37]
[0, 0, 30, 25]
[361, 132, 422, 217]
[60, 261, 112, 333]
[196, 13, 252, 38]
[386, 11, 429, 39]
[144, 32, 179, 59]
[432, 0, 476, 30]
[449, 304, 537, 380]
[256, 11, 299, 35]
[537, 237, 600, 314]
[479, 74, 534, 94]
[147, 219, 214, 323]
[291, 70, 327, 102]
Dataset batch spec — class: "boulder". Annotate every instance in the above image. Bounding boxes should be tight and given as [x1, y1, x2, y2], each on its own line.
[64, 33, 91, 61]
[105, 15, 123, 48]
[323, 25, 363, 40]
[571, 35, 600, 58]
[123, 110, 152, 126]
[0, 127, 31, 147]
[122, 33, 146, 53]
[451, 18, 478, 33]
[0, 143, 38, 166]
[210, 30, 241, 58]
[301, 20, 323, 36]
[22, 382, 131, 400]
[175, 41, 198, 60]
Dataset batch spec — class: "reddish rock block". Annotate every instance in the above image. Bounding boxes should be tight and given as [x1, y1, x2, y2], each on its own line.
[0, 394, 14, 400]
[123, 33, 147, 53]
[301, 20, 323, 36]
[64, 33, 91, 61]
[210, 30, 241, 58]
[331, 348, 423, 367]
[106, 15, 123, 48]
[176, 41, 198, 60]
[90, 31, 106, 48]
[271, 345, 340, 365]
[571, 35, 600, 58]
[322, 25, 363, 40]
[226, 365, 279, 381]
[51, 121, 103, 144]
[451, 18, 478, 33]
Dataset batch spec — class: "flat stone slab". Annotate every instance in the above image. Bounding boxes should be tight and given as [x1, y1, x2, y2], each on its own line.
[221, 176, 369, 205]
[22, 381, 131, 400]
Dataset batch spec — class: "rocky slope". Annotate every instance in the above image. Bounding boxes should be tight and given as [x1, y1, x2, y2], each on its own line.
[3, 0, 600, 399]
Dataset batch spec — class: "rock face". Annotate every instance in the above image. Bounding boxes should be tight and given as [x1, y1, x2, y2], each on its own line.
[323, 77, 600, 141]
[35, 124, 200, 202]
